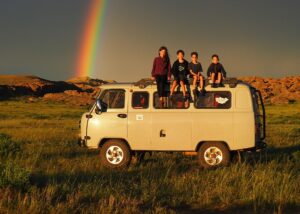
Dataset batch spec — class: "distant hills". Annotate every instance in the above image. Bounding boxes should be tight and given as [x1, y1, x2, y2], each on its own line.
[0, 75, 299, 105]
[239, 76, 300, 104]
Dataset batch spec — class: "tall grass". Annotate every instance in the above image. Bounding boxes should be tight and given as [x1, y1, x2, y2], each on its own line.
[0, 100, 299, 213]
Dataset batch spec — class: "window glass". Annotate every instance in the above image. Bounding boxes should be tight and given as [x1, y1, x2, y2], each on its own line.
[132, 92, 149, 109]
[153, 92, 189, 109]
[100, 89, 125, 109]
[194, 91, 231, 109]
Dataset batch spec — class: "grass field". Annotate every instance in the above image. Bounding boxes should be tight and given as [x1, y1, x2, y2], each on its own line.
[0, 99, 299, 213]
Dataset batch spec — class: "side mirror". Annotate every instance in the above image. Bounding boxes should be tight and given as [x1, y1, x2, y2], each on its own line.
[95, 99, 102, 114]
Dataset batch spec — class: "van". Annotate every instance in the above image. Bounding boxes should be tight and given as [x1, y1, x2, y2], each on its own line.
[78, 78, 266, 168]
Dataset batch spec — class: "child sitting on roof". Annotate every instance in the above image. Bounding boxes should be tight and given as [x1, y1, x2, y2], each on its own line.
[188, 51, 204, 94]
[207, 54, 227, 88]
[170, 50, 189, 98]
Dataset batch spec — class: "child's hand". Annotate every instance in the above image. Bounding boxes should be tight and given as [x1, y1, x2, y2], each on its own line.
[151, 76, 155, 81]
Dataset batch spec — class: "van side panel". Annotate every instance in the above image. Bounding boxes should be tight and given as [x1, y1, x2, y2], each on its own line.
[192, 111, 233, 150]
[151, 111, 192, 150]
[233, 88, 255, 150]
[128, 111, 152, 150]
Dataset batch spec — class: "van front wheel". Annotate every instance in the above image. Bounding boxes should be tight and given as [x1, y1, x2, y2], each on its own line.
[100, 140, 131, 169]
[198, 142, 230, 168]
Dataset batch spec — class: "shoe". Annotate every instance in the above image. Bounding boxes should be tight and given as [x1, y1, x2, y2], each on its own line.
[218, 83, 225, 87]
[200, 89, 206, 96]
[211, 83, 217, 88]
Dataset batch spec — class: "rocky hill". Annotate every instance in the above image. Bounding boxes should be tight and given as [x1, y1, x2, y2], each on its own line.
[239, 76, 300, 104]
[0, 75, 299, 105]
[0, 75, 80, 98]
[0, 75, 103, 105]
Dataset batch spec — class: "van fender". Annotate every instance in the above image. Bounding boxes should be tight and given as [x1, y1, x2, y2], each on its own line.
[98, 138, 132, 150]
[195, 141, 231, 152]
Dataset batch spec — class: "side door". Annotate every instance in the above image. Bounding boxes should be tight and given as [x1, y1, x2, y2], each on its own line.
[151, 92, 192, 151]
[86, 89, 128, 148]
[192, 90, 233, 149]
[127, 91, 152, 150]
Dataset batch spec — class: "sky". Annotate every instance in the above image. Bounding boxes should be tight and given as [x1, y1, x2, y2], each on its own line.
[0, 0, 299, 82]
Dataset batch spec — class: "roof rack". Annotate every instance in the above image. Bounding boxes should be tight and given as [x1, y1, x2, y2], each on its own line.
[134, 77, 240, 89]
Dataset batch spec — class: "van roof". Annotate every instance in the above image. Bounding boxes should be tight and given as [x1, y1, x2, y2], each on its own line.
[99, 78, 253, 91]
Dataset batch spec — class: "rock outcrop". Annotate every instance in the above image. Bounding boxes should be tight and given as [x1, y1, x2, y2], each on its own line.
[0, 75, 103, 105]
[0, 74, 299, 105]
[0, 75, 81, 99]
[239, 76, 300, 104]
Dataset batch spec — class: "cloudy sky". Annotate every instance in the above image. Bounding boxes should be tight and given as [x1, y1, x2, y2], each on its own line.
[0, 0, 299, 81]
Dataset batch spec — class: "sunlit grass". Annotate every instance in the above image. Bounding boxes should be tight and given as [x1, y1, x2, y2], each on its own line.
[0, 100, 299, 213]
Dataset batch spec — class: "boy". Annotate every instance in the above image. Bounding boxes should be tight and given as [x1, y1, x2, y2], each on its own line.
[188, 51, 204, 94]
[207, 54, 227, 88]
[170, 50, 189, 98]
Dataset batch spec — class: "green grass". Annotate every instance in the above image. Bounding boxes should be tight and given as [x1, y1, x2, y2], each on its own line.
[0, 100, 299, 213]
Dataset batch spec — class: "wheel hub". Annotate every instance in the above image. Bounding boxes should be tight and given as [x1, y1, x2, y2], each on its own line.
[106, 146, 124, 165]
[204, 146, 223, 166]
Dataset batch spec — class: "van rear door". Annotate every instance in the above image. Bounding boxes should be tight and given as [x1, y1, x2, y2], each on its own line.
[252, 88, 266, 143]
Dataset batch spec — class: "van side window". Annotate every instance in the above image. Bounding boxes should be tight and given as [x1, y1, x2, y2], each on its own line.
[100, 89, 125, 109]
[154, 92, 189, 109]
[194, 91, 231, 109]
[132, 92, 149, 109]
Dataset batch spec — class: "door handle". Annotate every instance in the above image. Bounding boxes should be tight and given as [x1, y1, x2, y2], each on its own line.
[160, 129, 166, 137]
[117, 114, 127, 118]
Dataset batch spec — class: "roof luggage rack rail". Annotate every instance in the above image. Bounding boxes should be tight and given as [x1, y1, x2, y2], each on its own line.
[134, 78, 155, 89]
[204, 78, 240, 88]
[134, 77, 240, 89]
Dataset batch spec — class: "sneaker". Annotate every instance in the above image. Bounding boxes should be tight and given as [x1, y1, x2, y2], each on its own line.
[218, 83, 225, 87]
[211, 83, 217, 88]
[200, 89, 205, 96]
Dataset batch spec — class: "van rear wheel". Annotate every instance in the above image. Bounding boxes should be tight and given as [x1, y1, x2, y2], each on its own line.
[100, 139, 131, 169]
[198, 142, 230, 168]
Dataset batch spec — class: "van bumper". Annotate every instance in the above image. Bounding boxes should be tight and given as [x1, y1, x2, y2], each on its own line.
[78, 138, 87, 147]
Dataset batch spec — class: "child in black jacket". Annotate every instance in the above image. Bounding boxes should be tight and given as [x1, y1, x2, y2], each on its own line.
[207, 54, 227, 88]
[170, 50, 189, 97]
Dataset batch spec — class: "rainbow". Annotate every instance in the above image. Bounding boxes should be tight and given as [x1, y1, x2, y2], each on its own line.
[76, 0, 108, 77]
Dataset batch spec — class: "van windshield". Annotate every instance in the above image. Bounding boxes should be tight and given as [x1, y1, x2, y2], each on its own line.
[99, 89, 125, 109]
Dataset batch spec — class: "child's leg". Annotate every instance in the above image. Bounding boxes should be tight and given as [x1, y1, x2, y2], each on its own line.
[170, 80, 177, 96]
[216, 72, 222, 83]
[211, 73, 216, 83]
[199, 75, 204, 90]
[193, 75, 198, 89]
[180, 81, 187, 96]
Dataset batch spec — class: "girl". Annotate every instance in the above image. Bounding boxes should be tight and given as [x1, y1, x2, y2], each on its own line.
[151, 46, 171, 107]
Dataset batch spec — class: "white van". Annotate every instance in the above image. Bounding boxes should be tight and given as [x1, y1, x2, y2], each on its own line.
[78, 78, 266, 168]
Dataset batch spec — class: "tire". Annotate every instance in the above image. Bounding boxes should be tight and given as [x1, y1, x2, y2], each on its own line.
[100, 139, 132, 169]
[198, 142, 230, 168]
